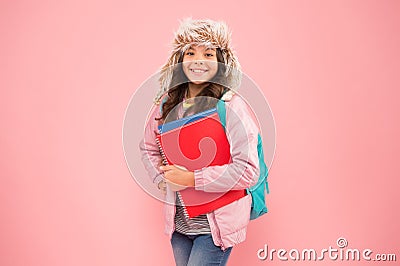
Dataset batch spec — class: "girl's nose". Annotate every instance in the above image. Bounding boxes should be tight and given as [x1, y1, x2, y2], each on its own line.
[193, 53, 206, 62]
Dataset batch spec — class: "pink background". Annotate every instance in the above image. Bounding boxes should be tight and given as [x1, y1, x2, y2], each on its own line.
[1, 0, 399, 265]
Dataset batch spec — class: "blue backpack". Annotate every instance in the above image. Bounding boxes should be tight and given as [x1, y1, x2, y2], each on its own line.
[159, 94, 270, 220]
[216, 99, 269, 220]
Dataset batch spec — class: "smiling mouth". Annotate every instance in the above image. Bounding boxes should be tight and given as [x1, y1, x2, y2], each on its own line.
[190, 68, 208, 73]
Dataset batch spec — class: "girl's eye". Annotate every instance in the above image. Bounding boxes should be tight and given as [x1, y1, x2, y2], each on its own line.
[186, 52, 194, 56]
[206, 53, 214, 57]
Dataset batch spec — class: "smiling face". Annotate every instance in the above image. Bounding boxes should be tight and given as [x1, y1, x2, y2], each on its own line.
[182, 45, 219, 85]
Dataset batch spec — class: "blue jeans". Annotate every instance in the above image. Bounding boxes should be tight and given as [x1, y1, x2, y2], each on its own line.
[170, 231, 233, 266]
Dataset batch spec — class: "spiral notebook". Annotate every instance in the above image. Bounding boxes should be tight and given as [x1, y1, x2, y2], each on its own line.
[155, 108, 246, 218]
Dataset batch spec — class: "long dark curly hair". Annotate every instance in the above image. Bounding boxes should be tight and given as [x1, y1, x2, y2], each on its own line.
[156, 48, 230, 123]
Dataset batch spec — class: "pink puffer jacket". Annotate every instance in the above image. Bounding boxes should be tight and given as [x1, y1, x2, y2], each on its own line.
[139, 93, 260, 250]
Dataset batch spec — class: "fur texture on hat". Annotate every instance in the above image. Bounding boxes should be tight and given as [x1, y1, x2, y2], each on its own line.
[154, 18, 242, 104]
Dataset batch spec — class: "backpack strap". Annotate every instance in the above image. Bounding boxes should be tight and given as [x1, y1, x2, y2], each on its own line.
[216, 90, 235, 130]
[216, 100, 226, 129]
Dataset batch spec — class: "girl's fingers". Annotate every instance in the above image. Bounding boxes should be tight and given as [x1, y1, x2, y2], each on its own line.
[166, 179, 187, 191]
[160, 165, 188, 171]
[174, 165, 188, 171]
[160, 165, 172, 171]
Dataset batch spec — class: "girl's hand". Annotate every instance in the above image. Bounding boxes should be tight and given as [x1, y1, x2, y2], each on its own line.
[160, 165, 195, 191]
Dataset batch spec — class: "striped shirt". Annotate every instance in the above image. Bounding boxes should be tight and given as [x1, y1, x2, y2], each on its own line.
[174, 192, 211, 235]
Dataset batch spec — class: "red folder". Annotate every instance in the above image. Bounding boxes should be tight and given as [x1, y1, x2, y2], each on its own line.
[156, 109, 246, 218]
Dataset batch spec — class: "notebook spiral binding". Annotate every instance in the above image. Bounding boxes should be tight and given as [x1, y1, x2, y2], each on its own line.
[176, 190, 191, 218]
[155, 136, 169, 166]
[156, 135, 191, 218]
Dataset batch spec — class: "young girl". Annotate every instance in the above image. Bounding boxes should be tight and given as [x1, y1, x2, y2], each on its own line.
[140, 18, 261, 266]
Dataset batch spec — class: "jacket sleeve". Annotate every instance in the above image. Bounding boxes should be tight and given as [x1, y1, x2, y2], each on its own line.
[194, 95, 260, 193]
[138, 103, 164, 187]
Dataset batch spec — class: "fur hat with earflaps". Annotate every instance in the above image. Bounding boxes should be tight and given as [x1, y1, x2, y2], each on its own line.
[154, 18, 242, 104]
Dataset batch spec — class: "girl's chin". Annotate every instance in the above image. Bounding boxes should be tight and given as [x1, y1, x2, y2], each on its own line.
[188, 79, 210, 85]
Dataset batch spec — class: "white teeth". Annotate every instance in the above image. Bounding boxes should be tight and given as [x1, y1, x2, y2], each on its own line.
[191, 69, 206, 73]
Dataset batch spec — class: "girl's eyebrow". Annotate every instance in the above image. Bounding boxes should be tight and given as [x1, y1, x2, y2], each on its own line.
[187, 47, 216, 51]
